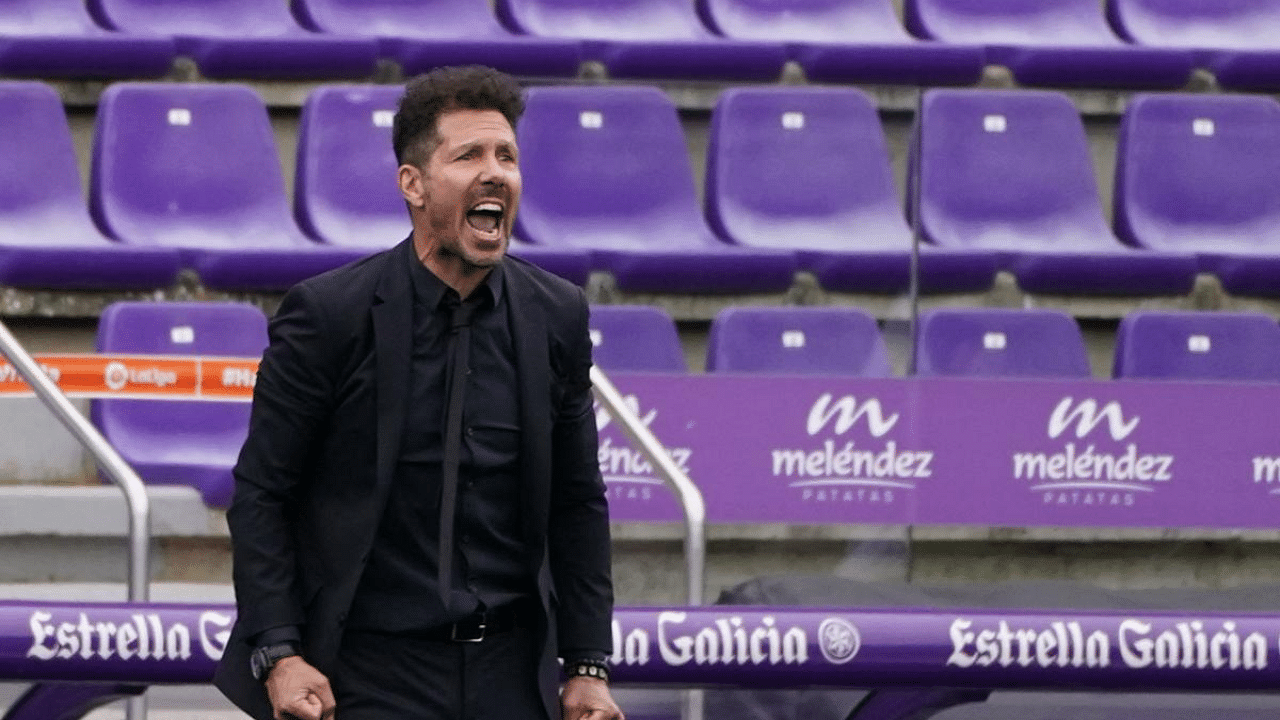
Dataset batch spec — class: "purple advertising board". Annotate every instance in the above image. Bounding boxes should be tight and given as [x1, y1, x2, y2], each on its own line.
[6, 601, 1280, 692]
[597, 374, 1280, 529]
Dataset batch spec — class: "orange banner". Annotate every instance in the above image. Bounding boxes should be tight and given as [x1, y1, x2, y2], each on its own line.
[0, 354, 258, 400]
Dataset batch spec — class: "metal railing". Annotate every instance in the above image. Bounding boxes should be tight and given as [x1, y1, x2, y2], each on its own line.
[590, 365, 707, 720]
[0, 319, 151, 720]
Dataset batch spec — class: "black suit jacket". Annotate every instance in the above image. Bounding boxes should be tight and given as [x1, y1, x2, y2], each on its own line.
[214, 238, 614, 719]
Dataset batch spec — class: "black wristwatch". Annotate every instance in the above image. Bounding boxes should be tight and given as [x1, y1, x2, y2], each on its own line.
[249, 642, 301, 682]
[565, 658, 610, 683]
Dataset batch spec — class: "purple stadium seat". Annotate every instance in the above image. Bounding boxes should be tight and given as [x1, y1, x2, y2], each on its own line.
[91, 301, 268, 508]
[1109, 0, 1280, 91]
[0, 82, 180, 290]
[290, 0, 580, 77]
[588, 305, 687, 372]
[88, 0, 378, 79]
[915, 89, 1198, 296]
[0, 0, 174, 78]
[707, 306, 893, 376]
[294, 84, 590, 285]
[91, 83, 372, 292]
[494, 0, 786, 81]
[1115, 93, 1280, 298]
[904, 0, 1194, 88]
[1113, 311, 1280, 382]
[515, 86, 797, 294]
[696, 0, 984, 86]
[706, 87, 998, 295]
[915, 308, 1091, 378]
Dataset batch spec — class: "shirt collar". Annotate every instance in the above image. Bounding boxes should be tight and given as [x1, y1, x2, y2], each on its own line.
[408, 251, 506, 310]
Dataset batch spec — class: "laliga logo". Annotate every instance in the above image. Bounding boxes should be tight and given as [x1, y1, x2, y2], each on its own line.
[818, 618, 860, 664]
[595, 394, 658, 432]
[807, 394, 899, 438]
[1048, 398, 1139, 441]
[104, 361, 129, 391]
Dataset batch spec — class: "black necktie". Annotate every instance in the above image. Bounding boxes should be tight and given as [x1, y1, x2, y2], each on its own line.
[438, 296, 476, 607]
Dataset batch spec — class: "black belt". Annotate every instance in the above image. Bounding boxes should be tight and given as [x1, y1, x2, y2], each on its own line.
[409, 601, 536, 643]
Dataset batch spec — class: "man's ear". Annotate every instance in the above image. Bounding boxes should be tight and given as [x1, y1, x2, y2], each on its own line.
[398, 163, 426, 209]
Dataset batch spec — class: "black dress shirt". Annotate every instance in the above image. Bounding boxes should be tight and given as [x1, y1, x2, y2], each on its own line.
[345, 256, 531, 632]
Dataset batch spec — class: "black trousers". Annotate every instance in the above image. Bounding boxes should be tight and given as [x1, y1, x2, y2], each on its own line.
[333, 625, 549, 720]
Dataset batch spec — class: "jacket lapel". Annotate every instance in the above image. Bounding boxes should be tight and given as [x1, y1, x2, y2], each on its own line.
[372, 238, 415, 496]
[507, 263, 551, 555]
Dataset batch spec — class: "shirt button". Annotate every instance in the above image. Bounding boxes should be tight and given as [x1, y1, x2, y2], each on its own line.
[466, 427, 474, 436]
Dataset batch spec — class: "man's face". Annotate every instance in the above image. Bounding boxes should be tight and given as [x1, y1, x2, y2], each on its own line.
[403, 108, 522, 269]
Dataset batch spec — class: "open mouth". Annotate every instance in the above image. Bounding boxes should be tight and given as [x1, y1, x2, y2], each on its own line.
[466, 201, 504, 235]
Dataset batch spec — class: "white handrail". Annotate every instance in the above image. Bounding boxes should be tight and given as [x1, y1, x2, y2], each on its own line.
[0, 319, 151, 720]
[590, 365, 706, 720]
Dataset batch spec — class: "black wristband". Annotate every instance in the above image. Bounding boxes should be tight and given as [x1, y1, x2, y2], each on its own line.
[566, 658, 610, 683]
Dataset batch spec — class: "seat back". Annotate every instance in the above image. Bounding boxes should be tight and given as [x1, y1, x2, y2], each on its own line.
[496, 0, 712, 40]
[1115, 93, 1280, 255]
[589, 305, 687, 372]
[90, 0, 304, 36]
[295, 84, 407, 248]
[706, 86, 910, 250]
[916, 88, 1115, 252]
[0, 82, 104, 244]
[698, 0, 912, 42]
[1114, 311, 1280, 382]
[91, 83, 305, 249]
[515, 86, 714, 251]
[915, 307, 1091, 378]
[708, 306, 892, 376]
[0, 0, 106, 32]
[904, 0, 1124, 45]
[1109, 0, 1280, 50]
[291, 0, 509, 37]
[91, 302, 268, 502]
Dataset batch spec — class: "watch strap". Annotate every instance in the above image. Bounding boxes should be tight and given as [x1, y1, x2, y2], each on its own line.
[565, 658, 610, 683]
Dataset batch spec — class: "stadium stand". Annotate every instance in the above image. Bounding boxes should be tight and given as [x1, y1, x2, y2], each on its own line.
[914, 88, 1199, 296]
[706, 306, 893, 376]
[1114, 92, 1280, 298]
[514, 85, 798, 294]
[705, 86, 999, 295]
[493, 0, 788, 80]
[294, 83, 591, 285]
[696, 0, 985, 86]
[914, 307, 1093, 377]
[0, 0, 175, 78]
[289, 0, 581, 78]
[903, 0, 1196, 88]
[587, 305, 687, 372]
[90, 301, 267, 508]
[0, 81, 181, 290]
[87, 0, 379, 79]
[90, 83, 373, 292]
[1113, 310, 1280, 382]
[1108, 0, 1280, 91]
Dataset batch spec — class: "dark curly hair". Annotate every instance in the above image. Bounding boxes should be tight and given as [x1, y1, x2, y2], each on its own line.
[392, 66, 525, 169]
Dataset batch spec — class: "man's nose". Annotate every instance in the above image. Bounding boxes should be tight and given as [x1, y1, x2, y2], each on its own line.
[478, 154, 509, 186]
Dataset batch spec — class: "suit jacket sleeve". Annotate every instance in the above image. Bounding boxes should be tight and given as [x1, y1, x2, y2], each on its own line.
[548, 289, 615, 656]
[226, 282, 337, 639]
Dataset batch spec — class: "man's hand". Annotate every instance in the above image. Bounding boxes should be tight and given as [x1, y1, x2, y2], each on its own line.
[265, 655, 336, 720]
[561, 676, 624, 720]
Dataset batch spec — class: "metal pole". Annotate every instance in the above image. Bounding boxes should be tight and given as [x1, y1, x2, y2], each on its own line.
[590, 366, 706, 720]
[0, 320, 151, 719]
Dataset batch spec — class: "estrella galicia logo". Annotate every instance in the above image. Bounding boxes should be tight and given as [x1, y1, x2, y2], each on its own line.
[818, 617, 860, 664]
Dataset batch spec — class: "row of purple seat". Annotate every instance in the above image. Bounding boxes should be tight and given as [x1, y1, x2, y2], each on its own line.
[90, 302, 1280, 507]
[6, 0, 1280, 89]
[6, 80, 1280, 296]
[592, 305, 1280, 382]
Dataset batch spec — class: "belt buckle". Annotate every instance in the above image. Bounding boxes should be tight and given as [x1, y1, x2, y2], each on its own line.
[451, 614, 486, 643]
